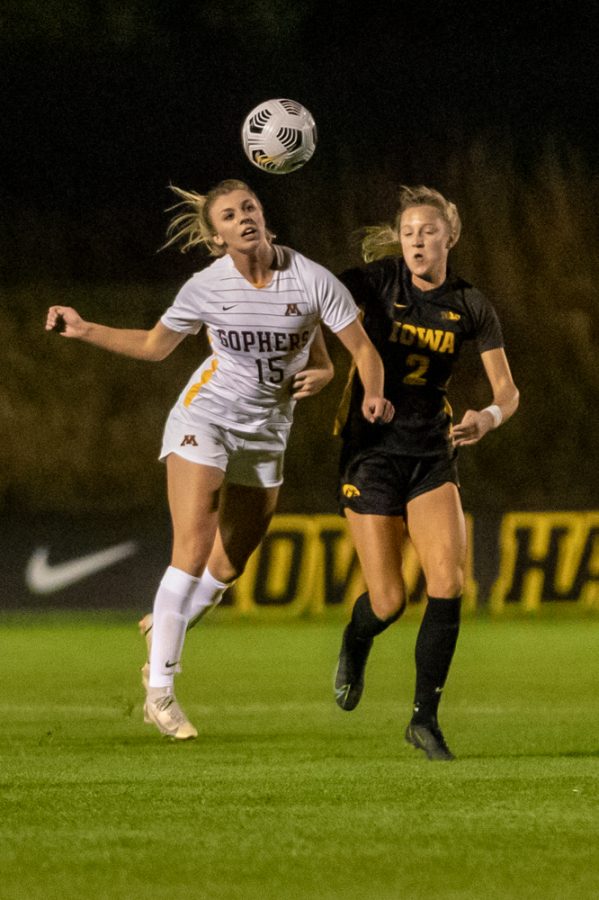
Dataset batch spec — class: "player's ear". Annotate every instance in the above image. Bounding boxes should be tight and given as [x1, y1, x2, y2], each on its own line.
[213, 233, 225, 246]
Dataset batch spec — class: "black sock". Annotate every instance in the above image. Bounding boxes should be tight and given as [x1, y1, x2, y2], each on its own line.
[346, 592, 403, 646]
[411, 596, 461, 725]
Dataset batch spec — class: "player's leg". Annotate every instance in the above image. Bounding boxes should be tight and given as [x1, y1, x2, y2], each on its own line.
[142, 485, 279, 739]
[404, 481, 466, 760]
[145, 454, 224, 740]
[140, 416, 229, 697]
[210, 481, 280, 579]
[334, 447, 409, 710]
[334, 511, 407, 710]
[185, 428, 284, 625]
[184, 481, 280, 626]
[138, 480, 229, 676]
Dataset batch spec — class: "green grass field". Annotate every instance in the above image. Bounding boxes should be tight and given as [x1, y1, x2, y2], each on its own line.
[1, 612, 597, 900]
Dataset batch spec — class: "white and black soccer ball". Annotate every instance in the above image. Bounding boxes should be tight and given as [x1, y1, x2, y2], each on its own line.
[241, 99, 317, 175]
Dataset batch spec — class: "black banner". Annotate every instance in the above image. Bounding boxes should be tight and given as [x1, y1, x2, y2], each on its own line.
[2, 511, 597, 613]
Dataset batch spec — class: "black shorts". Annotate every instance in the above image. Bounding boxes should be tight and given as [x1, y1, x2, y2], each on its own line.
[338, 449, 459, 517]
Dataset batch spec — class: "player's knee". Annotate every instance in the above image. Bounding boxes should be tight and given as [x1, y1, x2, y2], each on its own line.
[426, 562, 464, 598]
[211, 559, 244, 583]
[209, 544, 254, 583]
[172, 535, 212, 577]
[369, 587, 406, 621]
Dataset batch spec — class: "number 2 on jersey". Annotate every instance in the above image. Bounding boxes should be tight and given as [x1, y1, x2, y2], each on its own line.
[403, 353, 429, 385]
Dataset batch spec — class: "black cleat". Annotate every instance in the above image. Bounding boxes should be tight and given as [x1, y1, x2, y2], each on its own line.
[334, 626, 373, 711]
[405, 721, 455, 761]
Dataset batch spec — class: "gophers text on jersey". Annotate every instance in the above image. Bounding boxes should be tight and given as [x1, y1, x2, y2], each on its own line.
[161, 246, 358, 432]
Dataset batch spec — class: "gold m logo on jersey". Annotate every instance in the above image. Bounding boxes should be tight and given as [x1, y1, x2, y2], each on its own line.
[342, 483, 361, 498]
[180, 435, 198, 446]
[285, 304, 302, 316]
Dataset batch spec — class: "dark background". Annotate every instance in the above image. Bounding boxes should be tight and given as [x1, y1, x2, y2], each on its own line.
[2, 1, 598, 517]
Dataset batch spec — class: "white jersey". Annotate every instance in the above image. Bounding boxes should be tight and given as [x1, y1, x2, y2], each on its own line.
[161, 246, 359, 432]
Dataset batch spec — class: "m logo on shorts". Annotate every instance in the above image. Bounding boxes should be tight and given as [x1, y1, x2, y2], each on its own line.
[285, 304, 301, 316]
[181, 435, 198, 446]
[342, 483, 361, 498]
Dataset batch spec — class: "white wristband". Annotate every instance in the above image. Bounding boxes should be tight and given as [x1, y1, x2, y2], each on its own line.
[482, 404, 503, 428]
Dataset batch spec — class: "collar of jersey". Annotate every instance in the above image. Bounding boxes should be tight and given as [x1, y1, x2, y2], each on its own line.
[226, 253, 280, 290]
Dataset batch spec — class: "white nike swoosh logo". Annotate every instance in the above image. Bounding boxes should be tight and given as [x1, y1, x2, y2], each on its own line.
[25, 541, 138, 594]
[335, 684, 351, 703]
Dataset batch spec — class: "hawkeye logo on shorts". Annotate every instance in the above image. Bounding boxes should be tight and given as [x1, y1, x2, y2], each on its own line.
[342, 483, 361, 498]
[181, 435, 198, 446]
[441, 311, 461, 321]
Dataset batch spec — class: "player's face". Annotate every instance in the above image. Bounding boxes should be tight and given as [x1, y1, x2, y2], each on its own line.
[209, 190, 268, 254]
[399, 205, 452, 288]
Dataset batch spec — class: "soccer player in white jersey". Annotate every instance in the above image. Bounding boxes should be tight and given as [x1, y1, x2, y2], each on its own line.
[46, 179, 394, 740]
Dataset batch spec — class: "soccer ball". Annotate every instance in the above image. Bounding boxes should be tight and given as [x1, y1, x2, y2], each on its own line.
[241, 99, 317, 175]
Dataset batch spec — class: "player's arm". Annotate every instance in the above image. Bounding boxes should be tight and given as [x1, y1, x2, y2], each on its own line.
[291, 326, 334, 399]
[333, 318, 394, 424]
[452, 347, 519, 446]
[45, 306, 186, 361]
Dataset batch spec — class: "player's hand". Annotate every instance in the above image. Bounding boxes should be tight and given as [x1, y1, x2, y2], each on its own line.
[362, 396, 395, 424]
[45, 306, 87, 338]
[452, 409, 494, 446]
[291, 366, 334, 399]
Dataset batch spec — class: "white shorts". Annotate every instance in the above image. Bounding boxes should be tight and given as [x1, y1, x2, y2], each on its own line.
[159, 412, 289, 488]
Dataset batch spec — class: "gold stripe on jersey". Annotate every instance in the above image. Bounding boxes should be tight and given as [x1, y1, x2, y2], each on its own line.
[184, 358, 219, 407]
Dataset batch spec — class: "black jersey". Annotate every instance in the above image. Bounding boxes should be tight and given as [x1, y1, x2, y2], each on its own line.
[338, 256, 504, 457]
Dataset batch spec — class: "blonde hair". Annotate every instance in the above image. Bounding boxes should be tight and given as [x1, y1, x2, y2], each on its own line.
[163, 179, 274, 257]
[360, 184, 462, 263]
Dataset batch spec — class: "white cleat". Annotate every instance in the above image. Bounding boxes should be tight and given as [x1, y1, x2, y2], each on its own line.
[144, 686, 198, 740]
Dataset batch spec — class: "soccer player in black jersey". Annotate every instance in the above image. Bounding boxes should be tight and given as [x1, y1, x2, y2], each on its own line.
[333, 185, 519, 760]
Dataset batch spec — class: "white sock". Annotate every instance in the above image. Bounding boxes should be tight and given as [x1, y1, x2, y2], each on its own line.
[149, 566, 199, 689]
[187, 568, 233, 629]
